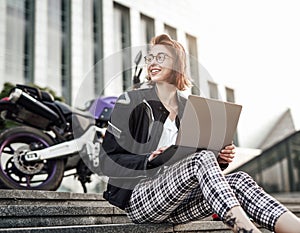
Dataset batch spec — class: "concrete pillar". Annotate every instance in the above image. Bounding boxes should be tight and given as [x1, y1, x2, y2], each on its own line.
[0, 1, 6, 88]
[71, 0, 84, 106]
[34, 0, 48, 87]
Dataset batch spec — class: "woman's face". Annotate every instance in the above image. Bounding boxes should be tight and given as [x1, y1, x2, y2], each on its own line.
[146, 45, 174, 83]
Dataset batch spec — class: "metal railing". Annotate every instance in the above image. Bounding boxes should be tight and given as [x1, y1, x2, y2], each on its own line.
[231, 131, 300, 193]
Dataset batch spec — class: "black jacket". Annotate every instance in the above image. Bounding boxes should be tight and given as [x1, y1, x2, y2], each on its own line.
[100, 85, 227, 209]
[100, 86, 186, 209]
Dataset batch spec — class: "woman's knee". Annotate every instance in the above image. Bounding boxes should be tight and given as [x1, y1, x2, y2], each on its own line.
[227, 171, 258, 189]
[184, 150, 218, 168]
[228, 171, 253, 180]
[179, 150, 219, 174]
[173, 150, 220, 178]
[191, 150, 217, 163]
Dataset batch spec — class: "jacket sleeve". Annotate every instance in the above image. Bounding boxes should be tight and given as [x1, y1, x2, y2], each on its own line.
[99, 93, 150, 178]
[219, 163, 229, 171]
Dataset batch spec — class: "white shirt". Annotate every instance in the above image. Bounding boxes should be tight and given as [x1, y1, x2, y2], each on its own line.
[156, 117, 178, 149]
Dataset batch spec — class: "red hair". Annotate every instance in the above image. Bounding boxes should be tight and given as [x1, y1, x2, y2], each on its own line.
[149, 34, 192, 91]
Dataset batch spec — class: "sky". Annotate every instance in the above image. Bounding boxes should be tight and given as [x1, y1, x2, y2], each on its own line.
[192, 0, 300, 147]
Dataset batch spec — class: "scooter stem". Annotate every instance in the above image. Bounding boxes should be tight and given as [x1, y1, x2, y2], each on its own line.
[24, 126, 103, 162]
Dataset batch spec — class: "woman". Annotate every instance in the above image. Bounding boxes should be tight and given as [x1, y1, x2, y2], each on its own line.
[100, 34, 300, 233]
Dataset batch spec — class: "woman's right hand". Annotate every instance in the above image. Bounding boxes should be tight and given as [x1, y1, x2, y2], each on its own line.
[148, 146, 169, 161]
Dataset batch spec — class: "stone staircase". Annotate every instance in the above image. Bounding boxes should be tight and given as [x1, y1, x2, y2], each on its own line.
[0, 190, 299, 233]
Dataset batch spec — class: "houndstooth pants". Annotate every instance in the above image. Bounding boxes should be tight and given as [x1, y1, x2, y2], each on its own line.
[125, 150, 287, 231]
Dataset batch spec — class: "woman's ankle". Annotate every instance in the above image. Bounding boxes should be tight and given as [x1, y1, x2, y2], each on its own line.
[274, 211, 300, 233]
[223, 206, 261, 233]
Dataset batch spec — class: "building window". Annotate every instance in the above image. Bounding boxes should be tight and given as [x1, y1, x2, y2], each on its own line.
[186, 34, 199, 95]
[225, 86, 239, 145]
[93, 0, 104, 95]
[164, 24, 177, 40]
[113, 3, 131, 91]
[5, 1, 25, 82]
[140, 14, 155, 45]
[226, 87, 235, 103]
[61, 0, 71, 104]
[24, 0, 35, 84]
[208, 81, 218, 99]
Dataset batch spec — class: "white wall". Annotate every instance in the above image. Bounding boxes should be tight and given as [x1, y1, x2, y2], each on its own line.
[72, 0, 95, 108]
[2, 0, 260, 148]
[0, 1, 6, 89]
[34, 0, 48, 87]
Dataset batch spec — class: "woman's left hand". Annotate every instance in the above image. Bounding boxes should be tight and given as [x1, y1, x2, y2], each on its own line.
[217, 144, 236, 164]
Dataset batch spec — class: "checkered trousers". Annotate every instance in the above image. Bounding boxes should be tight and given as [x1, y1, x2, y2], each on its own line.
[125, 150, 287, 231]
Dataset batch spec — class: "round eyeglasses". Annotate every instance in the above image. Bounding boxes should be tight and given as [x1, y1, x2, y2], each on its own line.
[144, 52, 173, 64]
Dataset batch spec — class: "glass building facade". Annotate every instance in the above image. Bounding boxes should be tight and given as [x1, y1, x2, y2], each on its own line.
[0, 0, 247, 193]
[1, 0, 223, 106]
[231, 131, 300, 193]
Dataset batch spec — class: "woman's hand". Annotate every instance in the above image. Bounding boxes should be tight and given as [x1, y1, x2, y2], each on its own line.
[217, 144, 236, 164]
[148, 146, 169, 161]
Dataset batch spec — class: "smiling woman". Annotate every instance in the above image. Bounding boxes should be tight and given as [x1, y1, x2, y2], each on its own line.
[146, 45, 174, 83]
[99, 34, 300, 233]
[145, 34, 190, 91]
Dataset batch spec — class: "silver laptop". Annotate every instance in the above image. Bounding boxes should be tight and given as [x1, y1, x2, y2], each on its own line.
[150, 95, 242, 167]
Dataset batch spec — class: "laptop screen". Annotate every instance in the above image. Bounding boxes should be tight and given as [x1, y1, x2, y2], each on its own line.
[176, 95, 242, 151]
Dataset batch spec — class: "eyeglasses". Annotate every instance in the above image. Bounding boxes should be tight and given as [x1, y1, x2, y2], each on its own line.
[144, 52, 173, 64]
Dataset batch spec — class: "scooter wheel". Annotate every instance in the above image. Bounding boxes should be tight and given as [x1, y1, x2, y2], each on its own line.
[0, 126, 65, 191]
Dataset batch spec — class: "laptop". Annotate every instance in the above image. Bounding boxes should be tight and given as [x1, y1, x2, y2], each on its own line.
[150, 95, 242, 167]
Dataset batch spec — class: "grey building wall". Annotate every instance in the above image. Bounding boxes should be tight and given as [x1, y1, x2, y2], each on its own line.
[1, 0, 225, 107]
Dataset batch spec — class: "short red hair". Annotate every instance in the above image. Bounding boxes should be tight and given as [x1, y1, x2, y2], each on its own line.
[149, 34, 192, 91]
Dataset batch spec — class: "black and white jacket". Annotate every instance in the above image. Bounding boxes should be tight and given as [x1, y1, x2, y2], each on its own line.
[100, 85, 227, 210]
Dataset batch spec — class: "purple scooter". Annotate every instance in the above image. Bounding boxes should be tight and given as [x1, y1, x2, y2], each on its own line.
[0, 51, 143, 192]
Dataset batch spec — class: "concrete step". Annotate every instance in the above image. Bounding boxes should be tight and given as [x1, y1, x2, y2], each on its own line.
[0, 190, 299, 232]
[0, 223, 173, 233]
[0, 222, 274, 233]
[0, 190, 128, 228]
